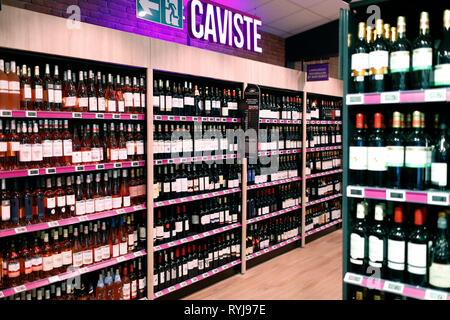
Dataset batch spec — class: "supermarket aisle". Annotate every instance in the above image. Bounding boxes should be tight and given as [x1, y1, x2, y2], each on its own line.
[183, 229, 343, 300]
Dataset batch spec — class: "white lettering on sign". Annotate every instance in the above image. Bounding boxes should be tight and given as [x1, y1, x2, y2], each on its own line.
[189, 0, 262, 53]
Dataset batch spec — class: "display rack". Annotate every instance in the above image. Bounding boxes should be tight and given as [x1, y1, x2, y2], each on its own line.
[340, 0, 450, 300]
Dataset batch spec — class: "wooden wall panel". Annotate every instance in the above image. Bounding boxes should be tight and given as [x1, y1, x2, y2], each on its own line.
[303, 77, 344, 97]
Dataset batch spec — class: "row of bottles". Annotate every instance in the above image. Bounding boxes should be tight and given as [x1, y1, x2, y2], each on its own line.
[154, 232, 241, 291]
[350, 10, 450, 93]
[154, 164, 240, 201]
[349, 112, 449, 190]
[247, 155, 300, 186]
[153, 123, 239, 159]
[306, 125, 342, 149]
[306, 98, 342, 121]
[0, 119, 145, 170]
[246, 182, 302, 219]
[305, 175, 342, 202]
[257, 125, 302, 151]
[259, 93, 302, 120]
[153, 79, 241, 117]
[0, 61, 146, 113]
[0, 169, 145, 228]
[305, 200, 342, 232]
[305, 151, 342, 175]
[349, 200, 450, 292]
[0, 214, 146, 289]
[246, 213, 301, 255]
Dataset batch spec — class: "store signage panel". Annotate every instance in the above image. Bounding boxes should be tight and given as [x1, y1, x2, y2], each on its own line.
[307, 63, 329, 81]
[188, 0, 263, 53]
[136, 0, 183, 29]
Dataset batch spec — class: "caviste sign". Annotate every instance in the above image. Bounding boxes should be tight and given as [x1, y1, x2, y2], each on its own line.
[188, 0, 263, 53]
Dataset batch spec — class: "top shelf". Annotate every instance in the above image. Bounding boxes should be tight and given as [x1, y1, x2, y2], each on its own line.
[346, 88, 450, 106]
[153, 115, 240, 123]
[0, 110, 145, 121]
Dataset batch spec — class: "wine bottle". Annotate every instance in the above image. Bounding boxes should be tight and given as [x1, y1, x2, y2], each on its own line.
[387, 206, 406, 282]
[412, 12, 434, 89]
[386, 111, 405, 189]
[349, 113, 367, 185]
[434, 10, 450, 87]
[429, 212, 450, 291]
[369, 19, 389, 92]
[367, 113, 387, 187]
[368, 203, 387, 278]
[351, 22, 369, 93]
[390, 17, 411, 91]
[349, 201, 368, 274]
[431, 122, 449, 190]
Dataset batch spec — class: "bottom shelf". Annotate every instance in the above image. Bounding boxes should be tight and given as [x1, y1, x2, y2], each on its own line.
[246, 236, 302, 261]
[343, 272, 450, 300]
[305, 219, 342, 237]
[154, 259, 242, 299]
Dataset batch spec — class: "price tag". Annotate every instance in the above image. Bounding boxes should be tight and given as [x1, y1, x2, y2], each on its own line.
[381, 91, 401, 104]
[75, 166, 84, 172]
[343, 273, 363, 286]
[387, 189, 406, 202]
[156, 160, 162, 165]
[221, 118, 226, 122]
[1, 110, 12, 117]
[180, 282, 187, 288]
[347, 186, 365, 198]
[203, 232, 210, 237]
[263, 249, 269, 253]
[131, 161, 139, 167]
[169, 200, 176, 205]
[28, 169, 39, 176]
[191, 277, 198, 283]
[232, 118, 237, 123]
[168, 242, 175, 247]
[232, 261, 238, 266]
[95, 164, 105, 170]
[168, 286, 175, 293]
[80, 267, 89, 274]
[203, 273, 209, 278]
[193, 235, 200, 240]
[117, 256, 126, 262]
[214, 117, 220, 122]
[213, 229, 219, 234]
[180, 238, 188, 244]
[117, 209, 126, 214]
[131, 115, 138, 120]
[212, 269, 218, 274]
[155, 115, 162, 121]
[192, 196, 198, 200]
[26, 111, 37, 117]
[154, 246, 161, 251]
[427, 192, 449, 206]
[135, 251, 144, 257]
[15, 227, 27, 234]
[168, 159, 174, 164]
[96, 113, 104, 119]
[48, 221, 59, 228]
[222, 264, 228, 270]
[346, 94, 364, 105]
[168, 116, 174, 121]
[181, 158, 187, 163]
[113, 114, 121, 119]
[425, 88, 446, 102]
[78, 216, 89, 222]
[14, 285, 27, 293]
[114, 163, 122, 168]
[424, 289, 448, 300]
[212, 192, 218, 196]
[255, 252, 261, 256]
[45, 168, 57, 175]
[49, 275, 60, 283]
[155, 292, 163, 298]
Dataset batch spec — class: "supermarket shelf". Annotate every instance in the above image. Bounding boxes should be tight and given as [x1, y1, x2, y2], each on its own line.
[306, 145, 342, 152]
[153, 115, 240, 123]
[0, 109, 145, 120]
[246, 236, 302, 261]
[247, 205, 302, 225]
[305, 219, 342, 237]
[0, 250, 147, 299]
[0, 160, 145, 179]
[259, 118, 301, 124]
[154, 222, 242, 252]
[346, 185, 450, 207]
[346, 88, 450, 106]
[154, 188, 241, 208]
[306, 120, 343, 125]
[343, 272, 450, 301]
[306, 169, 343, 179]
[154, 153, 239, 166]
[154, 259, 241, 299]
[258, 149, 301, 156]
[0, 204, 146, 239]
[248, 177, 301, 190]
[306, 193, 343, 207]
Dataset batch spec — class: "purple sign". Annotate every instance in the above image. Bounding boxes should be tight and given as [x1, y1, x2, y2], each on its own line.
[307, 63, 329, 81]
[188, 0, 263, 53]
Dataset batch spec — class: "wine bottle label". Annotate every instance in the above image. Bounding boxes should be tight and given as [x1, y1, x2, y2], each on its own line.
[349, 146, 368, 170]
[46, 196, 56, 209]
[390, 51, 410, 73]
[32, 256, 43, 271]
[119, 242, 127, 255]
[139, 277, 147, 290]
[124, 92, 133, 107]
[119, 148, 128, 160]
[407, 242, 427, 275]
[88, 97, 98, 111]
[369, 50, 389, 75]
[98, 97, 106, 111]
[367, 147, 387, 171]
[141, 94, 146, 109]
[434, 63, 450, 86]
[0, 80, 8, 93]
[153, 95, 160, 108]
[64, 96, 76, 107]
[131, 280, 138, 298]
[165, 96, 172, 111]
[76, 200, 85, 216]
[369, 235, 384, 264]
[122, 283, 131, 300]
[126, 141, 135, 156]
[53, 253, 63, 269]
[31, 143, 43, 161]
[62, 250, 72, 265]
[112, 197, 122, 209]
[7, 261, 20, 278]
[23, 85, 32, 99]
[90, 147, 100, 162]
[429, 263, 450, 288]
[192, 214, 199, 225]
[431, 162, 447, 187]
[19, 144, 31, 162]
[405, 146, 428, 168]
[57, 195, 66, 207]
[387, 239, 406, 271]
[385, 146, 405, 167]
[53, 140, 63, 157]
[123, 196, 131, 207]
[107, 100, 116, 112]
[72, 151, 82, 163]
[134, 93, 141, 107]
[102, 245, 110, 260]
[184, 219, 189, 231]
[95, 197, 105, 212]
[413, 48, 433, 71]
[85, 198, 94, 213]
[78, 97, 88, 108]
[0, 141, 7, 153]
[118, 101, 125, 112]
[1, 201, 11, 221]
[42, 256, 53, 272]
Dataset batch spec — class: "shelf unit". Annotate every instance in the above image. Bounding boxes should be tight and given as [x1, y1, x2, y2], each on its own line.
[0, 4, 344, 300]
[340, 0, 450, 300]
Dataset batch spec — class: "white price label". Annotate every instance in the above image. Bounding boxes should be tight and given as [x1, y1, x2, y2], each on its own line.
[169, 200, 176, 204]
[75, 166, 84, 172]
[78, 216, 89, 222]
[191, 277, 198, 282]
[192, 196, 198, 200]
[154, 246, 161, 251]
[193, 235, 200, 240]
[49, 275, 60, 283]
[180, 238, 188, 243]
[168, 116, 174, 121]
[113, 114, 120, 119]
[168, 286, 175, 292]
[383, 281, 404, 294]
[80, 267, 89, 274]
[180, 282, 187, 288]
[255, 252, 261, 256]
[263, 249, 269, 253]
[26, 111, 37, 117]
[203, 273, 209, 278]
[424, 289, 448, 300]
[168, 242, 174, 247]
[135, 251, 144, 257]
[344, 273, 363, 286]
[72, 112, 82, 118]
[427, 192, 449, 206]
[387, 189, 406, 202]
[15, 227, 27, 234]
[95, 113, 104, 119]
[132, 161, 139, 167]
[117, 256, 125, 262]
[347, 186, 365, 198]
[46, 168, 57, 174]
[213, 229, 219, 234]
[117, 209, 125, 214]
[212, 269, 218, 274]
[381, 91, 400, 104]
[424, 88, 446, 102]
[114, 163, 122, 168]
[28, 169, 39, 176]
[223, 265, 228, 270]
[155, 292, 162, 298]
[346, 94, 364, 105]
[0, 291, 4, 298]
[14, 285, 27, 293]
[1, 111, 12, 117]
[48, 221, 59, 227]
